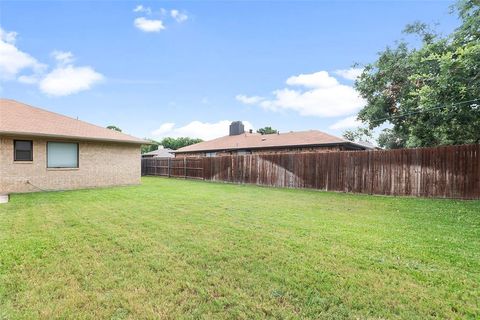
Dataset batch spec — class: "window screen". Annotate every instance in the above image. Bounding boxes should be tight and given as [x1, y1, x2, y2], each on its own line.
[47, 142, 78, 168]
[14, 140, 33, 161]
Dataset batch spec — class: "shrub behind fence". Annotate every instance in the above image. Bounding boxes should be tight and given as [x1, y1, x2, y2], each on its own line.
[142, 144, 480, 199]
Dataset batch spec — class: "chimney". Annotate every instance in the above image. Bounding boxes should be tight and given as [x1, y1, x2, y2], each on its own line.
[229, 121, 245, 136]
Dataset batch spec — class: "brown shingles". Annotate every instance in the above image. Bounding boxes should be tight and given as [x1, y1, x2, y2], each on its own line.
[175, 130, 365, 153]
[0, 99, 147, 144]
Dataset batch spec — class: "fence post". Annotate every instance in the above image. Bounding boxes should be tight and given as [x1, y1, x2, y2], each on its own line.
[184, 157, 187, 178]
[168, 158, 171, 178]
[203, 157, 206, 180]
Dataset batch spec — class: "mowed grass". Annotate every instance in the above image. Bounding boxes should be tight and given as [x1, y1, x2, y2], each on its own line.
[0, 178, 479, 319]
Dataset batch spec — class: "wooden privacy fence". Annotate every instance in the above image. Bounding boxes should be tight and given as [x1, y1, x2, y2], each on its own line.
[142, 144, 480, 199]
[142, 158, 204, 179]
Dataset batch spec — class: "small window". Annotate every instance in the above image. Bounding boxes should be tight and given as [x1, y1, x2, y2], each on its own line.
[14, 140, 33, 161]
[47, 142, 79, 168]
[205, 152, 217, 157]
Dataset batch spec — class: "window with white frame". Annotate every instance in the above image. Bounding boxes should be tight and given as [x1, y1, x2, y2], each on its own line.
[47, 142, 79, 168]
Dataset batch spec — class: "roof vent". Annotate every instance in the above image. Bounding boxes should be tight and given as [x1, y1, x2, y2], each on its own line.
[229, 121, 245, 136]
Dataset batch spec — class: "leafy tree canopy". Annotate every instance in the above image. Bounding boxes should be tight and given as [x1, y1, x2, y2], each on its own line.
[354, 0, 480, 148]
[141, 139, 161, 154]
[257, 126, 278, 135]
[343, 128, 374, 144]
[106, 125, 122, 132]
[159, 137, 203, 150]
[141, 137, 203, 153]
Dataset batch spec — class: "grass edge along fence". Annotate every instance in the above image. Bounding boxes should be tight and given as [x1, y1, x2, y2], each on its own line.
[142, 144, 480, 199]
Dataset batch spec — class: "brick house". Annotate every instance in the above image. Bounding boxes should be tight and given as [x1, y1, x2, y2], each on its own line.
[174, 121, 374, 158]
[0, 99, 147, 194]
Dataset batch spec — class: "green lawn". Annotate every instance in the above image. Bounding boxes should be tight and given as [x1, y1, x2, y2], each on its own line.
[0, 177, 479, 319]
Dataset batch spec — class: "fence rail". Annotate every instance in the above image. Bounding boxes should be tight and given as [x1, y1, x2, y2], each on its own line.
[142, 144, 480, 199]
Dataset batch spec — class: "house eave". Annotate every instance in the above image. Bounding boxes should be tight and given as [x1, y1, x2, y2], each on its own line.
[0, 130, 150, 145]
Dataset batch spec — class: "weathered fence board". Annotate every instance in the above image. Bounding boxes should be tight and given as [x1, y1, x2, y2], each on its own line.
[142, 144, 480, 199]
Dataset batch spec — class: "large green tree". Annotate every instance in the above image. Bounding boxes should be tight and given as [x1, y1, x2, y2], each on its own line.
[354, 0, 480, 148]
[257, 126, 278, 135]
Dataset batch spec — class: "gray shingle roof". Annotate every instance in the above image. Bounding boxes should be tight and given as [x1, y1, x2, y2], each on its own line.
[142, 148, 174, 157]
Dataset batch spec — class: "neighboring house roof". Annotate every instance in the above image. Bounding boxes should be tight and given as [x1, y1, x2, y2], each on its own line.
[175, 130, 374, 153]
[142, 147, 174, 158]
[352, 140, 379, 150]
[0, 99, 148, 144]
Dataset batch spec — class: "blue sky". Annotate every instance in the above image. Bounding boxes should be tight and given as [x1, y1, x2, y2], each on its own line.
[1, 0, 459, 140]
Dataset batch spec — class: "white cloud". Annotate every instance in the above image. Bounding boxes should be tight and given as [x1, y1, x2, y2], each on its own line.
[235, 94, 265, 105]
[329, 115, 362, 130]
[334, 67, 363, 81]
[52, 50, 74, 66]
[170, 9, 188, 23]
[152, 122, 175, 136]
[133, 5, 151, 14]
[0, 27, 103, 96]
[18, 74, 41, 84]
[0, 27, 46, 80]
[237, 70, 365, 117]
[39, 65, 104, 96]
[132, 7, 186, 32]
[151, 120, 254, 141]
[37, 51, 103, 96]
[0, 28, 17, 44]
[134, 17, 165, 32]
[286, 71, 338, 88]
